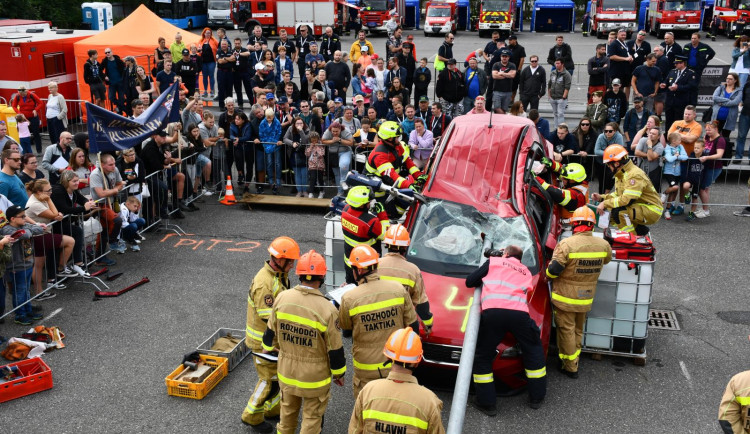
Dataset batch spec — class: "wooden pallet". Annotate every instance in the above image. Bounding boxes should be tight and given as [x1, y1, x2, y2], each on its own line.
[236, 193, 331, 208]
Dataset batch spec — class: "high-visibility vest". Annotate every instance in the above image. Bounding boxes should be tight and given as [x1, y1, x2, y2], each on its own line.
[480, 256, 532, 313]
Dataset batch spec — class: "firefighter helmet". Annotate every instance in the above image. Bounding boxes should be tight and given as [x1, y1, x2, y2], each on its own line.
[383, 224, 411, 247]
[348, 245, 380, 269]
[561, 163, 587, 183]
[377, 121, 403, 141]
[383, 327, 423, 364]
[602, 144, 628, 163]
[346, 186, 373, 208]
[570, 206, 597, 226]
[296, 250, 327, 276]
[268, 236, 300, 259]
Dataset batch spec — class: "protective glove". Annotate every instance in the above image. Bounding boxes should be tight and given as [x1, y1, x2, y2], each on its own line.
[372, 201, 385, 215]
[416, 174, 428, 185]
[541, 156, 553, 168]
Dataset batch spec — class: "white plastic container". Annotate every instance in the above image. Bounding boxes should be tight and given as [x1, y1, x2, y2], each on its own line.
[324, 218, 347, 290]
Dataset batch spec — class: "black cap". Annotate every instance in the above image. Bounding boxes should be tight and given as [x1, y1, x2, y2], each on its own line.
[5, 205, 27, 219]
[508, 35, 518, 40]
[446, 58, 457, 65]
[500, 48, 511, 57]
[674, 54, 687, 62]
[182, 48, 190, 55]
[419, 95, 429, 102]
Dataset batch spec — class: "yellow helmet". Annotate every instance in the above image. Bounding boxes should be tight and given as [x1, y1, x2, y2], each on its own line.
[346, 186, 372, 208]
[377, 121, 403, 141]
[561, 163, 587, 183]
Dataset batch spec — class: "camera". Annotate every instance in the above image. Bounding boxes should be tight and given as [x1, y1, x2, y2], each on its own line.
[484, 248, 505, 258]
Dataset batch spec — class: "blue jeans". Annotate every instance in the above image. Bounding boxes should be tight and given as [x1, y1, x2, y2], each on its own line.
[293, 166, 308, 193]
[333, 150, 352, 194]
[107, 82, 125, 112]
[736, 114, 750, 159]
[46, 116, 65, 146]
[202, 62, 216, 94]
[265, 148, 282, 186]
[121, 218, 146, 242]
[5, 268, 33, 320]
[20, 137, 32, 155]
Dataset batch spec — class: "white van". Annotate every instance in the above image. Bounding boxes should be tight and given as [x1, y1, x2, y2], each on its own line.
[207, 0, 233, 28]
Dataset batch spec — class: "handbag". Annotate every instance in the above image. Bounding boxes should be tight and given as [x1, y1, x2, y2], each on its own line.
[141, 182, 151, 198]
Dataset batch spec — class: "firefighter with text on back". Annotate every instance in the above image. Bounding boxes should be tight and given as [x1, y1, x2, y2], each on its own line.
[546, 207, 612, 379]
[465, 245, 547, 416]
[718, 335, 750, 434]
[366, 120, 427, 218]
[339, 244, 419, 398]
[342, 186, 390, 285]
[242, 236, 299, 434]
[592, 144, 663, 235]
[262, 250, 346, 434]
[378, 224, 434, 335]
[537, 159, 589, 222]
[349, 327, 445, 434]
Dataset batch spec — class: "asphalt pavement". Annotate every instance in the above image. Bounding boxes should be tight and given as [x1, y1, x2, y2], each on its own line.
[1, 27, 749, 434]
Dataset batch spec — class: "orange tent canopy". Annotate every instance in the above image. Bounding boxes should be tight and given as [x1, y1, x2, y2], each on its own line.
[73, 5, 202, 107]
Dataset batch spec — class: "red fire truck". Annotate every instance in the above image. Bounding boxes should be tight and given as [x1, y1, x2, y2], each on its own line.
[477, 0, 514, 38]
[712, 0, 750, 38]
[590, 0, 639, 38]
[230, 0, 344, 36]
[360, 0, 404, 34]
[647, 0, 702, 37]
[424, 0, 459, 36]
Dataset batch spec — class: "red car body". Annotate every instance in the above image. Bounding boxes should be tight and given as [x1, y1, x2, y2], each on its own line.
[403, 114, 561, 390]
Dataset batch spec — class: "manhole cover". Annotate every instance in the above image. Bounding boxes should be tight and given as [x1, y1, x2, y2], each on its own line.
[648, 310, 680, 330]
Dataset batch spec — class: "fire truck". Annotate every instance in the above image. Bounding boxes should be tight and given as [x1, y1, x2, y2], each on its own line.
[230, 0, 344, 36]
[589, 0, 639, 38]
[424, 0, 459, 35]
[477, 0, 514, 38]
[712, 0, 750, 38]
[359, 0, 404, 34]
[647, 0, 702, 37]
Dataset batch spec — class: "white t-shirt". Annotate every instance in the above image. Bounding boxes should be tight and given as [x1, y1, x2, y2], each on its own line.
[25, 194, 53, 233]
[46, 95, 62, 120]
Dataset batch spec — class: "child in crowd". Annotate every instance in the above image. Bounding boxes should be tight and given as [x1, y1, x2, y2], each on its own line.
[15, 114, 32, 155]
[373, 90, 389, 119]
[305, 131, 326, 199]
[214, 127, 227, 185]
[364, 68, 377, 96]
[661, 132, 688, 220]
[119, 196, 146, 252]
[683, 139, 705, 221]
[1, 205, 44, 325]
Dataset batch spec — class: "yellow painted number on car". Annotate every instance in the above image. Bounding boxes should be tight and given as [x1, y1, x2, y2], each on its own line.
[444, 286, 473, 333]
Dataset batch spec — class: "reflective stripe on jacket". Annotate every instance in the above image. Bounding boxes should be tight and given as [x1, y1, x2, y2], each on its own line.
[246, 262, 289, 351]
[601, 159, 663, 216]
[480, 256, 532, 313]
[718, 370, 750, 434]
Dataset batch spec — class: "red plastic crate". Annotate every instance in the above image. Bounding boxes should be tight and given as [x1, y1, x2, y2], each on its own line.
[0, 358, 54, 403]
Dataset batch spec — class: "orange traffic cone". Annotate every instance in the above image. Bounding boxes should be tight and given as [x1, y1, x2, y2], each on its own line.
[219, 176, 237, 205]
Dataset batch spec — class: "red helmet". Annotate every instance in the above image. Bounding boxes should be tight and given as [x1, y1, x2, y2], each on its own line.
[296, 250, 327, 276]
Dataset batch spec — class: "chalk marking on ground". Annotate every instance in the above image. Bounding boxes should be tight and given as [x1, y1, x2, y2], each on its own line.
[46, 308, 63, 320]
[679, 360, 694, 389]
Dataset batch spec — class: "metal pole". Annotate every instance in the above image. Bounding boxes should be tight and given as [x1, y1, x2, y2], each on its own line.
[446, 285, 482, 434]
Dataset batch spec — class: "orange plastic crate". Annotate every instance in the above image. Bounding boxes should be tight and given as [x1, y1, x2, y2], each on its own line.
[165, 355, 228, 400]
[0, 358, 54, 403]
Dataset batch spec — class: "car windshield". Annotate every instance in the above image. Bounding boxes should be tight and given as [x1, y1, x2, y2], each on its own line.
[601, 0, 635, 10]
[406, 200, 538, 277]
[427, 7, 452, 17]
[483, 0, 511, 11]
[209, 0, 230, 9]
[362, 0, 390, 11]
[663, 1, 700, 10]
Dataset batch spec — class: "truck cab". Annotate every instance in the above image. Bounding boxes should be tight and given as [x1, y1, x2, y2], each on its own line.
[590, 0, 639, 38]
[208, 0, 234, 28]
[478, 0, 514, 38]
[424, 0, 459, 36]
[230, 0, 277, 34]
[360, 0, 400, 33]
[647, 0, 702, 37]
[714, 0, 750, 37]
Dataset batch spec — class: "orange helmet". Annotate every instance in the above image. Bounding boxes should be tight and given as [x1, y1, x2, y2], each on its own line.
[602, 144, 628, 163]
[571, 206, 596, 226]
[383, 224, 411, 247]
[348, 245, 380, 269]
[268, 236, 300, 260]
[296, 250, 327, 276]
[383, 327, 423, 364]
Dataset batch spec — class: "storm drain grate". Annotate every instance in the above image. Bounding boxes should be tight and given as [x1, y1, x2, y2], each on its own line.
[648, 309, 681, 331]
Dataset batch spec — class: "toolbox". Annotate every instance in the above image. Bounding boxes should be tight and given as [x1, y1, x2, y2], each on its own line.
[196, 328, 251, 372]
[0, 358, 54, 403]
[165, 355, 228, 400]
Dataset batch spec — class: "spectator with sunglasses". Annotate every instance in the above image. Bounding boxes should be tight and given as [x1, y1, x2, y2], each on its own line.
[594, 122, 625, 194]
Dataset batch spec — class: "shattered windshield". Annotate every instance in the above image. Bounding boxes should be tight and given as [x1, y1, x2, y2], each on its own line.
[406, 200, 538, 277]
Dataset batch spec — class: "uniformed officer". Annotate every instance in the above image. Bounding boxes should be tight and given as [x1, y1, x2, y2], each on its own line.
[349, 327, 445, 434]
[241, 236, 300, 433]
[320, 26, 341, 63]
[661, 54, 698, 132]
[339, 245, 419, 398]
[262, 250, 346, 434]
[341, 186, 390, 284]
[592, 144, 663, 235]
[719, 368, 750, 433]
[378, 224, 434, 335]
[295, 26, 315, 82]
[538, 160, 589, 222]
[546, 207, 612, 378]
[465, 245, 547, 415]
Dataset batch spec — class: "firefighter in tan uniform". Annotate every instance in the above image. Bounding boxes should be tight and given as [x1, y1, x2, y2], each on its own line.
[262, 250, 346, 434]
[719, 368, 750, 434]
[339, 244, 419, 398]
[546, 207, 612, 378]
[242, 236, 300, 433]
[349, 327, 445, 434]
[592, 144, 663, 235]
[377, 224, 434, 334]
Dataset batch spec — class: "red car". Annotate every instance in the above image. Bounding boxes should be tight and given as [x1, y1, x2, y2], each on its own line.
[403, 114, 561, 391]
